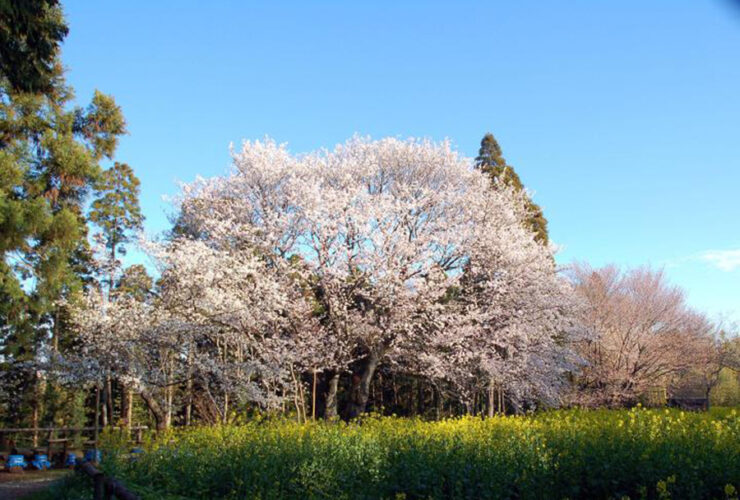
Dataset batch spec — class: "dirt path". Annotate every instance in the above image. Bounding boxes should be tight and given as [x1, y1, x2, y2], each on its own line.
[0, 470, 71, 499]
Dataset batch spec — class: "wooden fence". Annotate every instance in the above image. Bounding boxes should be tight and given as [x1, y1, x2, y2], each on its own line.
[0, 426, 148, 452]
[1, 425, 146, 498]
[78, 461, 139, 500]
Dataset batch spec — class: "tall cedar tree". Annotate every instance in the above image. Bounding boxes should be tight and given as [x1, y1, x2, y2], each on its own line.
[89, 161, 144, 288]
[475, 133, 549, 245]
[0, 0, 126, 426]
[0, 0, 68, 94]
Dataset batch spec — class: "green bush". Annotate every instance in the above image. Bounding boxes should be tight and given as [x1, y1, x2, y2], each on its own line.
[711, 369, 740, 407]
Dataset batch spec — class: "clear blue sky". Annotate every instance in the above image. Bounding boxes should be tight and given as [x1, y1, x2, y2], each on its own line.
[61, 0, 740, 323]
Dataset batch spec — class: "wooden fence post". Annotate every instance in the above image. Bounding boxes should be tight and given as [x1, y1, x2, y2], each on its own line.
[93, 469, 105, 500]
[78, 459, 141, 500]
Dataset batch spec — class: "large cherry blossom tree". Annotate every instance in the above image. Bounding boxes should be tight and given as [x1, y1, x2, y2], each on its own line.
[69, 136, 579, 422]
[164, 136, 577, 417]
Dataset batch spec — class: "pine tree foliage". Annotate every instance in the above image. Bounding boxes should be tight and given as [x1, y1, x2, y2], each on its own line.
[0, 0, 128, 429]
[89, 162, 144, 262]
[475, 133, 549, 245]
[0, 0, 68, 94]
[115, 264, 153, 301]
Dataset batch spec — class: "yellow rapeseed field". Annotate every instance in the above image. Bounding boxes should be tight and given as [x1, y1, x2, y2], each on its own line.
[98, 407, 739, 500]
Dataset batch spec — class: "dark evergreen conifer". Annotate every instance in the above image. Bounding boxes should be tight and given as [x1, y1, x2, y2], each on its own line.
[475, 133, 549, 245]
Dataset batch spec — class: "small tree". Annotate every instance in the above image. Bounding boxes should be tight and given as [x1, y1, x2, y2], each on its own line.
[688, 330, 740, 407]
[115, 264, 153, 301]
[89, 162, 144, 288]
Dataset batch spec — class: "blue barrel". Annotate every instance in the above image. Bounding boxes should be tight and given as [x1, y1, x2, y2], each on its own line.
[31, 453, 51, 470]
[65, 452, 77, 467]
[84, 449, 101, 463]
[6, 454, 27, 470]
[130, 447, 144, 461]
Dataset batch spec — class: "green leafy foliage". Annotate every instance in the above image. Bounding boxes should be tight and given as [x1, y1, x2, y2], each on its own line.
[712, 368, 740, 407]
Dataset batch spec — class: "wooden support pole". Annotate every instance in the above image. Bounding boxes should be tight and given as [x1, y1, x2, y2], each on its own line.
[92, 468, 105, 500]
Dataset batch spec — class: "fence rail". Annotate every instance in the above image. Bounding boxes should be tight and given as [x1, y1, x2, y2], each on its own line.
[78, 461, 140, 500]
[0, 426, 148, 433]
[0, 426, 148, 450]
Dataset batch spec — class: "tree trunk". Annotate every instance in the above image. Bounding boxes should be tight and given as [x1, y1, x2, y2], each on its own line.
[127, 389, 133, 428]
[185, 350, 193, 426]
[289, 364, 305, 423]
[120, 384, 128, 428]
[165, 385, 173, 428]
[100, 385, 107, 427]
[433, 384, 443, 419]
[345, 350, 381, 419]
[101, 376, 113, 427]
[298, 379, 307, 422]
[465, 400, 474, 415]
[409, 377, 416, 415]
[120, 385, 133, 432]
[705, 387, 712, 411]
[52, 310, 59, 353]
[486, 382, 495, 418]
[94, 386, 100, 446]
[31, 402, 39, 448]
[378, 372, 384, 412]
[139, 389, 168, 432]
[324, 371, 340, 419]
[107, 376, 114, 424]
[185, 380, 193, 426]
[312, 370, 318, 421]
[222, 391, 228, 425]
